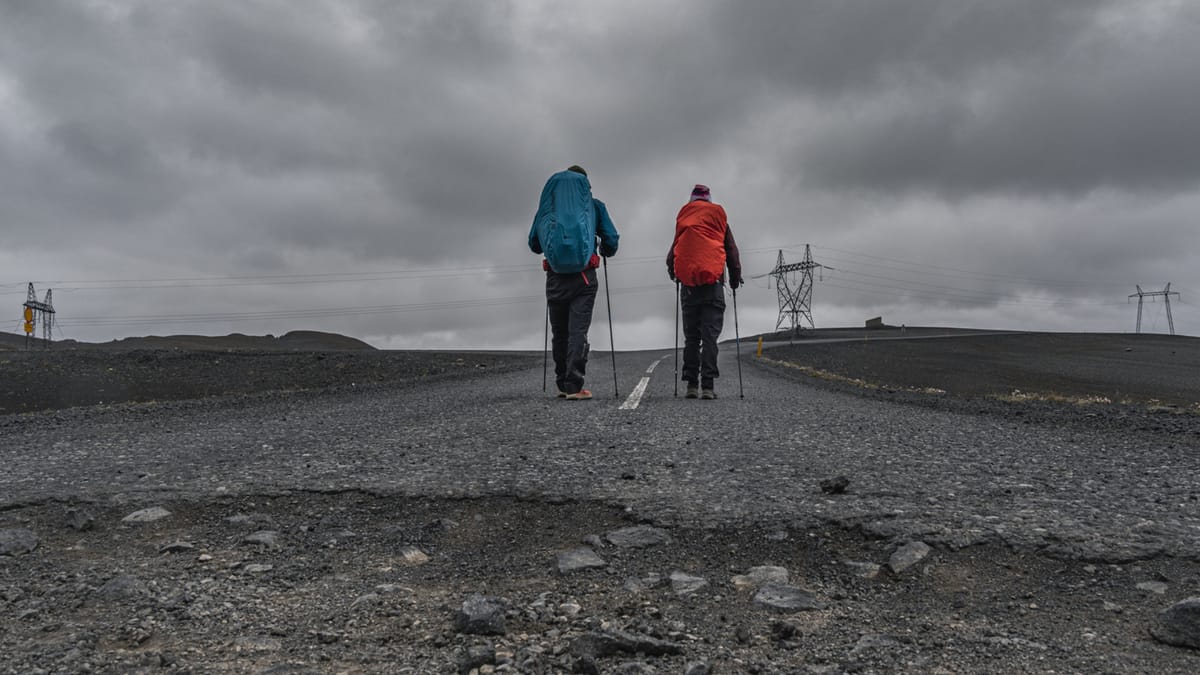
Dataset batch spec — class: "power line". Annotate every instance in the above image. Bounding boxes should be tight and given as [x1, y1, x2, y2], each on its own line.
[821, 264, 1127, 306]
[4, 246, 799, 294]
[811, 245, 1133, 289]
[55, 285, 668, 329]
[11, 241, 1187, 338]
[818, 277, 1130, 309]
[15, 256, 676, 294]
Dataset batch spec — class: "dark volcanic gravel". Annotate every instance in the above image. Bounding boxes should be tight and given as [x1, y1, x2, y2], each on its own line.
[763, 332, 1200, 438]
[767, 332, 1199, 406]
[2, 336, 1200, 673]
[3, 492, 1199, 673]
[0, 349, 535, 415]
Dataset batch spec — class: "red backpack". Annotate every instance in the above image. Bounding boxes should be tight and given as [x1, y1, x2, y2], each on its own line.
[672, 200, 728, 286]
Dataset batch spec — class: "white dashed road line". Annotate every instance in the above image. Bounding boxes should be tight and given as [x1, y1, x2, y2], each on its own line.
[619, 356, 668, 410]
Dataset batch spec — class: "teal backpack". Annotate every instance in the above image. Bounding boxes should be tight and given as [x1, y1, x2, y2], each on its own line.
[530, 171, 597, 274]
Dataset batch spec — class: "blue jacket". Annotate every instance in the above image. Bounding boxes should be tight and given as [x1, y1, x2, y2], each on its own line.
[529, 171, 619, 273]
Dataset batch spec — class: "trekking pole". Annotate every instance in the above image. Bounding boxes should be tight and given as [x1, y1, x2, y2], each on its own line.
[732, 286, 744, 400]
[673, 280, 680, 397]
[602, 256, 619, 399]
[542, 303, 549, 392]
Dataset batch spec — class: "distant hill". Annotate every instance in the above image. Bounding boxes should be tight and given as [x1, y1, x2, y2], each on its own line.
[0, 332, 47, 351]
[745, 325, 1012, 343]
[0, 330, 374, 352]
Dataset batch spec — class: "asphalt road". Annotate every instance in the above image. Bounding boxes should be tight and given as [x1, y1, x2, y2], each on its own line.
[4, 345, 1199, 564]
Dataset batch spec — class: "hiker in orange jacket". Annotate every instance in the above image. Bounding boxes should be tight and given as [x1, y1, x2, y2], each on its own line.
[666, 184, 742, 399]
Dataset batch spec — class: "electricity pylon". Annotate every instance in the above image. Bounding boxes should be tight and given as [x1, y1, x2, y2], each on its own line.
[22, 283, 55, 348]
[770, 245, 824, 336]
[1128, 283, 1179, 335]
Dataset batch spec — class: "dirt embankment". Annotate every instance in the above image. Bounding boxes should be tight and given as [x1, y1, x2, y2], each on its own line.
[757, 332, 1200, 438]
[766, 332, 1198, 407]
[0, 350, 536, 415]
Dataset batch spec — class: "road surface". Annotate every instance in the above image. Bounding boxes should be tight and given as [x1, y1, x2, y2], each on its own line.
[4, 346, 1197, 563]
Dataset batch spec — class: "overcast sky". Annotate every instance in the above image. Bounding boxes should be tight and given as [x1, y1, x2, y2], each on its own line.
[3, 0, 1198, 350]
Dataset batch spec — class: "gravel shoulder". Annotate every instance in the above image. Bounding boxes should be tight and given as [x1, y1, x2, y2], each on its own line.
[763, 331, 1198, 407]
[4, 492, 1198, 674]
[0, 349, 536, 415]
[760, 332, 1200, 438]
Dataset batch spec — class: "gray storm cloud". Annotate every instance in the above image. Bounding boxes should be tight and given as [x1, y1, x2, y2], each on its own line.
[1, 0, 1196, 346]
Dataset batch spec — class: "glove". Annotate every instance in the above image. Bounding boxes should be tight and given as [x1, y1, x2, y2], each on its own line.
[729, 276, 742, 289]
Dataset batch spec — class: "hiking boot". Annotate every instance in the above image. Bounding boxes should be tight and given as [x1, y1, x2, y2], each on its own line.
[555, 388, 567, 398]
[565, 389, 593, 400]
[685, 384, 699, 399]
[701, 388, 717, 400]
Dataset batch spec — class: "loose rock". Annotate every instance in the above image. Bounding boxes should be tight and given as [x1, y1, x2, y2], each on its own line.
[1151, 597, 1200, 649]
[731, 565, 789, 589]
[557, 547, 607, 574]
[122, 506, 172, 523]
[0, 528, 38, 556]
[605, 526, 671, 548]
[96, 574, 148, 601]
[243, 531, 280, 548]
[399, 545, 429, 565]
[570, 629, 683, 658]
[66, 508, 96, 531]
[1136, 581, 1168, 595]
[753, 582, 826, 613]
[889, 541, 931, 574]
[670, 571, 709, 597]
[455, 594, 506, 636]
[158, 541, 195, 554]
[820, 475, 850, 494]
[844, 560, 883, 580]
[225, 513, 275, 529]
[850, 633, 904, 656]
[458, 644, 496, 673]
[582, 534, 606, 549]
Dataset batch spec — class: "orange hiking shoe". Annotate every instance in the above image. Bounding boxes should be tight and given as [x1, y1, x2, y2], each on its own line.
[565, 389, 593, 400]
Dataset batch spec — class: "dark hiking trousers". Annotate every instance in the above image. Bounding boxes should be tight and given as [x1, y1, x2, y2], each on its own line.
[546, 268, 598, 394]
[680, 282, 725, 389]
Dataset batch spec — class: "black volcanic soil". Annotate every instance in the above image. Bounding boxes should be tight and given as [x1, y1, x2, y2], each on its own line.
[2, 333, 1200, 672]
[0, 350, 534, 415]
[765, 331, 1198, 408]
[758, 331, 1200, 439]
[5, 330, 1193, 417]
[5, 492, 1199, 674]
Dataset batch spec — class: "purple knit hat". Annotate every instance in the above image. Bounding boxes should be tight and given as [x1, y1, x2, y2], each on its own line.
[690, 184, 711, 202]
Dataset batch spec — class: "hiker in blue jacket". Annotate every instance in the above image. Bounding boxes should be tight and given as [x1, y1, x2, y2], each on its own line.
[528, 165, 620, 400]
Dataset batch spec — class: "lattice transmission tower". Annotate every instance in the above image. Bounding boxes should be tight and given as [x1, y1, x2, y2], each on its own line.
[770, 245, 825, 335]
[1128, 283, 1179, 335]
[22, 282, 55, 348]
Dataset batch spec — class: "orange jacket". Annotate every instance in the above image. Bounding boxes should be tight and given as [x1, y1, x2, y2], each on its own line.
[670, 200, 729, 287]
